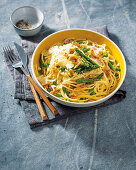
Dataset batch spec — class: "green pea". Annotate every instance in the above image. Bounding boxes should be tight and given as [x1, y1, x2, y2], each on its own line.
[60, 66, 65, 71]
[62, 87, 66, 93]
[47, 88, 51, 92]
[115, 73, 119, 77]
[53, 81, 57, 85]
[104, 54, 108, 57]
[90, 92, 96, 95]
[88, 88, 94, 92]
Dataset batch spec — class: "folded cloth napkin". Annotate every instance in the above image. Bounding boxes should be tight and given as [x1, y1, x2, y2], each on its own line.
[4, 26, 126, 128]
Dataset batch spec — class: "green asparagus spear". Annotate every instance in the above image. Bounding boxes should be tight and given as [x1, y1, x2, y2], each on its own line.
[88, 88, 94, 92]
[76, 64, 86, 69]
[90, 65, 100, 70]
[80, 57, 90, 67]
[77, 72, 104, 84]
[82, 65, 100, 73]
[55, 94, 62, 97]
[38, 54, 44, 74]
[39, 54, 43, 68]
[116, 67, 120, 71]
[108, 61, 115, 71]
[82, 48, 90, 53]
[109, 61, 114, 65]
[76, 69, 81, 74]
[76, 40, 85, 44]
[75, 48, 99, 67]
[43, 55, 46, 61]
[76, 64, 99, 74]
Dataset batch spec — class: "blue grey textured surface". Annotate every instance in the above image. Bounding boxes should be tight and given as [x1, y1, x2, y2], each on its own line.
[0, 0, 136, 170]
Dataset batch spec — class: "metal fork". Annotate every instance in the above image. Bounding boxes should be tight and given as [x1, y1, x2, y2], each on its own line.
[3, 46, 58, 116]
[4, 46, 48, 120]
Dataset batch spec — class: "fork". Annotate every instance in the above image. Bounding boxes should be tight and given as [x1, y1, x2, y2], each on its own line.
[3, 46, 58, 116]
[5, 46, 48, 120]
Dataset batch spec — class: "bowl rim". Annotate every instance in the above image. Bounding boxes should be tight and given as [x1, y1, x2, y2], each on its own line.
[31, 28, 126, 106]
[10, 6, 44, 31]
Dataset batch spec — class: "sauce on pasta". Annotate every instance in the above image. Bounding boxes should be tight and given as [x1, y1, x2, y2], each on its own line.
[35, 39, 121, 103]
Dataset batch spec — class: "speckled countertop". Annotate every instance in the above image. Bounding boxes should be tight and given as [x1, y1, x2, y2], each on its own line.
[0, 0, 136, 170]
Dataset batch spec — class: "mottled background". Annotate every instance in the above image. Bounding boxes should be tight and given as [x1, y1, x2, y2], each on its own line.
[0, 0, 136, 170]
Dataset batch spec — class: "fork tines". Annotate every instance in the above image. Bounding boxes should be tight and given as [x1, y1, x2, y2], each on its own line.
[3, 46, 19, 63]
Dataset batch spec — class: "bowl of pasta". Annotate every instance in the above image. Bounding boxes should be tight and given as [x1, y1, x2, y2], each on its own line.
[31, 29, 126, 107]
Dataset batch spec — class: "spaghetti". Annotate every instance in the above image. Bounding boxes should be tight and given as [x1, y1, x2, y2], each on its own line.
[35, 38, 121, 103]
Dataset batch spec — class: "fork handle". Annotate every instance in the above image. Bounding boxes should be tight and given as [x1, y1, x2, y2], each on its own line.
[29, 80, 48, 120]
[27, 75, 58, 116]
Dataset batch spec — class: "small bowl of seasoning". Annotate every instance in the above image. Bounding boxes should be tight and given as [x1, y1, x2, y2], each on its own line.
[10, 6, 44, 37]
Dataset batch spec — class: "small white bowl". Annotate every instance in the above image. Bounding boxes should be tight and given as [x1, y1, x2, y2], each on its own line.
[10, 6, 44, 37]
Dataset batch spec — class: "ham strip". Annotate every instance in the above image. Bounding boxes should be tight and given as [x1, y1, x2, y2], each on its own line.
[91, 56, 102, 66]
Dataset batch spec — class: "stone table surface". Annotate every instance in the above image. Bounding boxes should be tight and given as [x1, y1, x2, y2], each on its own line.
[0, 0, 136, 170]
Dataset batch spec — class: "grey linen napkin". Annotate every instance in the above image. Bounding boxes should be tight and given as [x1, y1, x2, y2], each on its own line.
[4, 26, 126, 128]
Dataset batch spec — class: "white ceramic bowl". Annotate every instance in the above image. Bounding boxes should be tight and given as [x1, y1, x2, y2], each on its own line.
[10, 6, 44, 37]
[31, 29, 126, 107]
